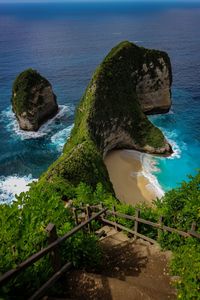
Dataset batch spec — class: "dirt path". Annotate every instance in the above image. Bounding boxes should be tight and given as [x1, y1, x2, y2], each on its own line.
[62, 227, 176, 300]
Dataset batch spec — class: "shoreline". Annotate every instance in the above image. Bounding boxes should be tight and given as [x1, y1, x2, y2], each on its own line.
[104, 149, 164, 206]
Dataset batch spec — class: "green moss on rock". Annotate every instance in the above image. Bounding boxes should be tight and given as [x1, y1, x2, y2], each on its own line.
[12, 69, 49, 115]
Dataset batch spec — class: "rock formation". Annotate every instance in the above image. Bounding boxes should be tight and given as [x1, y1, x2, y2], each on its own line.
[11, 69, 58, 131]
[86, 41, 172, 156]
[41, 41, 173, 195]
[136, 57, 172, 114]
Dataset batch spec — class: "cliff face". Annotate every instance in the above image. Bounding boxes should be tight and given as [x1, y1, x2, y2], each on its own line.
[12, 69, 58, 131]
[41, 41, 172, 196]
[136, 57, 172, 114]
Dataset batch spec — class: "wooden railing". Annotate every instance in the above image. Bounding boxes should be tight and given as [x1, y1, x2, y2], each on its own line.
[101, 207, 200, 243]
[0, 207, 107, 300]
[72, 204, 200, 242]
[0, 204, 199, 300]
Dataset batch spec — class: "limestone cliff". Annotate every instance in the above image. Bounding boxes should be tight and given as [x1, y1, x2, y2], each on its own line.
[41, 41, 172, 196]
[136, 56, 172, 114]
[11, 69, 58, 131]
[82, 41, 172, 156]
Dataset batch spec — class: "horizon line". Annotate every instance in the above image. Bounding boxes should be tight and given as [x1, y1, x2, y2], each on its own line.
[1, 0, 200, 3]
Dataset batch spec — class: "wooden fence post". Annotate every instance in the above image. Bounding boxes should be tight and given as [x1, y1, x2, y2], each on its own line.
[191, 222, 197, 232]
[72, 207, 79, 226]
[100, 202, 106, 217]
[134, 209, 140, 240]
[46, 223, 61, 273]
[158, 216, 164, 240]
[86, 204, 92, 233]
[112, 205, 117, 231]
[80, 202, 83, 208]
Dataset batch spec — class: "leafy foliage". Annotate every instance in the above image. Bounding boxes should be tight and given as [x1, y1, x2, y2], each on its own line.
[155, 173, 200, 231]
[170, 239, 200, 300]
[155, 173, 200, 299]
[0, 182, 102, 298]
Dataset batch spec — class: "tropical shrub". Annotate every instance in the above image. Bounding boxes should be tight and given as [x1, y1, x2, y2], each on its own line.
[170, 239, 200, 300]
[0, 182, 101, 299]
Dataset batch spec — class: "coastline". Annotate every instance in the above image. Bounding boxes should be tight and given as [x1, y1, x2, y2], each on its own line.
[104, 149, 164, 206]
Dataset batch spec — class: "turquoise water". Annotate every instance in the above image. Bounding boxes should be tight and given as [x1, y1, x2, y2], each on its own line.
[0, 2, 200, 201]
[150, 88, 200, 191]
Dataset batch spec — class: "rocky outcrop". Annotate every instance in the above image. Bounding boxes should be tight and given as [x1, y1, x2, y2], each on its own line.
[86, 41, 172, 156]
[11, 69, 58, 131]
[136, 57, 172, 114]
[42, 41, 172, 195]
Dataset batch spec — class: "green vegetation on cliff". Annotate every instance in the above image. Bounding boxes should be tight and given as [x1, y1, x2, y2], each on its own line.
[12, 68, 50, 115]
[41, 41, 172, 196]
[73, 41, 171, 152]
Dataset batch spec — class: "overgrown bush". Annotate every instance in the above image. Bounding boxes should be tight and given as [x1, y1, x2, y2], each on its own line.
[170, 239, 200, 300]
[155, 172, 200, 299]
[0, 182, 102, 299]
[155, 172, 200, 231]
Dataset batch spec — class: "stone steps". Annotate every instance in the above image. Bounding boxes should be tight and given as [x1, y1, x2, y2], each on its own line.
[62, 226, 176, 300]
[46, 226, 176, 300]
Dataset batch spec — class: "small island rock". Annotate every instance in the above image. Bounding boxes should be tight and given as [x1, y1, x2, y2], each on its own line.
[11, 69, 58, 131]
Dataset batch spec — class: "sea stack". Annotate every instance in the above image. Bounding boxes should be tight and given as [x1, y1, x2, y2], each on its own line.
[11, 69, 58, 131]
[86, 41, 173, 156]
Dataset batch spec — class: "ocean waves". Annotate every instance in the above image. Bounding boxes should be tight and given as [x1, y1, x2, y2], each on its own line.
[0, 174, 37, 203]
[164, 130, 182, 160]
[1, 104, 74, 140]
[147, 88, 200, 192]
[51, 124, 74, 151]
[141, 153, 165, 198]
[0, 104, 74, 203]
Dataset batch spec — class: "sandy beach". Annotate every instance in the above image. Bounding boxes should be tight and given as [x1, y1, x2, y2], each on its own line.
[104, 149, 163, 206]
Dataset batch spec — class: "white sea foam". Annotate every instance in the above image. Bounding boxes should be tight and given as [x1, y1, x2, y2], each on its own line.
[136, 127, 183, 196]
[140, 153, 165, 198]
[168, 139, 181, 159]
[0, 175, 37, 204]
[2, 105, 74, 140]
[51, 124, 74, 151]
[133, 40, 143, 43]
[167, 110, 175, 115]
[149, 112, 183, 160]
[162, 129, 182, 159]
[124, 149, 164, 198]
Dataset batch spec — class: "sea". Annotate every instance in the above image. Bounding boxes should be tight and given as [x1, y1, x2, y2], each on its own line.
[0, 1, 200, 203]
